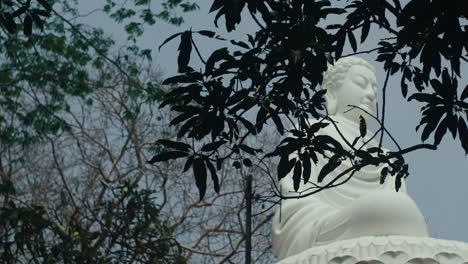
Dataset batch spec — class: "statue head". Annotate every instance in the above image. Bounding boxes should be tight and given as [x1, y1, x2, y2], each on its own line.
[322, 56, 377, 122]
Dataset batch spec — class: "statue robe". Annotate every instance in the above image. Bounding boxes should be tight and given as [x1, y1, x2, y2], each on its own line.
[272, 116, 428, 260]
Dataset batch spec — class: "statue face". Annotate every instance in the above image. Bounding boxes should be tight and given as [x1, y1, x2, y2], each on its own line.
[332, 65, 377, 121]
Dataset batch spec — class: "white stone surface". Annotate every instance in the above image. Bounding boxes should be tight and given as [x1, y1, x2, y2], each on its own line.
[272, 57, 431, 261]
[277, 236, 468, 264]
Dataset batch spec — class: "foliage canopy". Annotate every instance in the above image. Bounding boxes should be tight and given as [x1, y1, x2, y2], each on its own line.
[153, 0, 468, 200]
[0, 0, 200, 263]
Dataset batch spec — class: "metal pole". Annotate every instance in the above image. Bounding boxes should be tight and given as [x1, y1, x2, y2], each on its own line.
[245, 174, 252, 264]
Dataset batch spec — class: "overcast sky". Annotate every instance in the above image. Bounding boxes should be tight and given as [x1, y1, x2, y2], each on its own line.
[78, 1, 468, 243]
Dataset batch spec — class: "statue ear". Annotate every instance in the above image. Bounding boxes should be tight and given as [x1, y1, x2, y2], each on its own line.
[325, 90, 337, 115]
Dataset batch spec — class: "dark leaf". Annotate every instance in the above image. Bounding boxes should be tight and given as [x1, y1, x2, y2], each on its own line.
[312, 89, 327, 105]
[290, 129, 306, 138]
[0, 180, 16, 195]
[213, 6, 224, 28]
[238, 117, 256, 134]
[31, 13, 44, 31]
[226, 89, 248, 106]
[416, 106, 445, 132]
[183, 156, 194, 172]
[458, 117, 468, 155]
[157, 139, 191, 151]
[355, 150, 373, 162]
[403, 66, 412, 80]
[308, 121, 330, 135]
[243, 158, 252, 167]
[230, 40, 249, 49]
[201, 141, 226, 152]
[23, 15, 32, 36]
[351, 136, 360, 147]
[380, 167, 388, 184]
[33, 9, 51, 17]
[390, 63, 400, 75]
[407, 93, 436, 103]
[322, 8, 346, 14]
[315, 135, 343, 152]
[359, 115, 366, 138]
[318, 157, 341, 182]
[420, 44, 440, 76]
[430, 79, 445, 97]
[401, 76, 408, 98]
[3, 0, 13, 7]
[37, 0, 52, 11]
[170, 112, 195, 126]
[212, 115, 225, 139]
[302, 153, 311, 184]
[177, 116, 198, 138]
[367, 147, 383, 153]
[209, 0, 223, 12]
[147, 151, 189, 164]
[223, 0, 246, 31]
[361, 19, 370, 43]
[178, 31, 192, 72]
[293, 160, 302, 192]
[271, 111, 284, 135]
[447, 113, 458, 139]
[205, 47, 230, 74]
[255, 106, 268, 133]
[198, 30, 216, 38]
[205, 160, 220, 193]
[159, 32, 183, 50]
[310, 151, 318, 164]
[277, 156, 296, 181]
[347, 30, 357, 52]
[216, 157, 223, 170]
[1, 12, 16, 33]
[193, 158, 207, 200]
[442, 68, 451, 88]
[433, 117, 448, 145]
[335, 32, 346, 60]
[451, 58, 460, 77]
[12, 6, 28, 17]
[240, 144, 260, 155]
[233, 160, 241, 169]
[395, 171, 402, 192]
[461, 84, 468, 101]
[326, 24, 342, 30]
[421, 114, 443, 142]
[163, 74, 199, 85]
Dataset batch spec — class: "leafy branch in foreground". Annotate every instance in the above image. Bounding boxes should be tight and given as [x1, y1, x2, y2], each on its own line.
[150, 0, 467, 200]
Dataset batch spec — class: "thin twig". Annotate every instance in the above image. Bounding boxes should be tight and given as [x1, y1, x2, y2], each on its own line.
[379, 69, 391, 148]
[191, 38, 207, 65]
[51, 9, 132, 81]
[249, 9, 265, 30]
[342, 47, 380, 58]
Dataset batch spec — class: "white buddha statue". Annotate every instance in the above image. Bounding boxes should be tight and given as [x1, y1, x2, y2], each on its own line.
[272, 56, 429, 261]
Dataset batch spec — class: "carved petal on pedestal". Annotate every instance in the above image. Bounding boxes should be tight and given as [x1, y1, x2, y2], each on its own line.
[329, 255, 358, 264]
[379, 251, 410, 263]
[277, 236, 468, 264]
[406, 258, 439, 264]
[435, 252, 464, 264]
[355, 260, 384, 264]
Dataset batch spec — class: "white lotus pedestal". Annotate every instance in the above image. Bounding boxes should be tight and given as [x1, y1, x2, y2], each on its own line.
[277, 236, 468, 264]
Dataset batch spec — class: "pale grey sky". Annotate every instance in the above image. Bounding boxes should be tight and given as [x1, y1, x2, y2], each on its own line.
[77, 1, 468, 243]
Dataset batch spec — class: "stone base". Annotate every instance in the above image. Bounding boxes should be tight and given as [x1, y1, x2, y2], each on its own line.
[277, 236, 468, 264]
